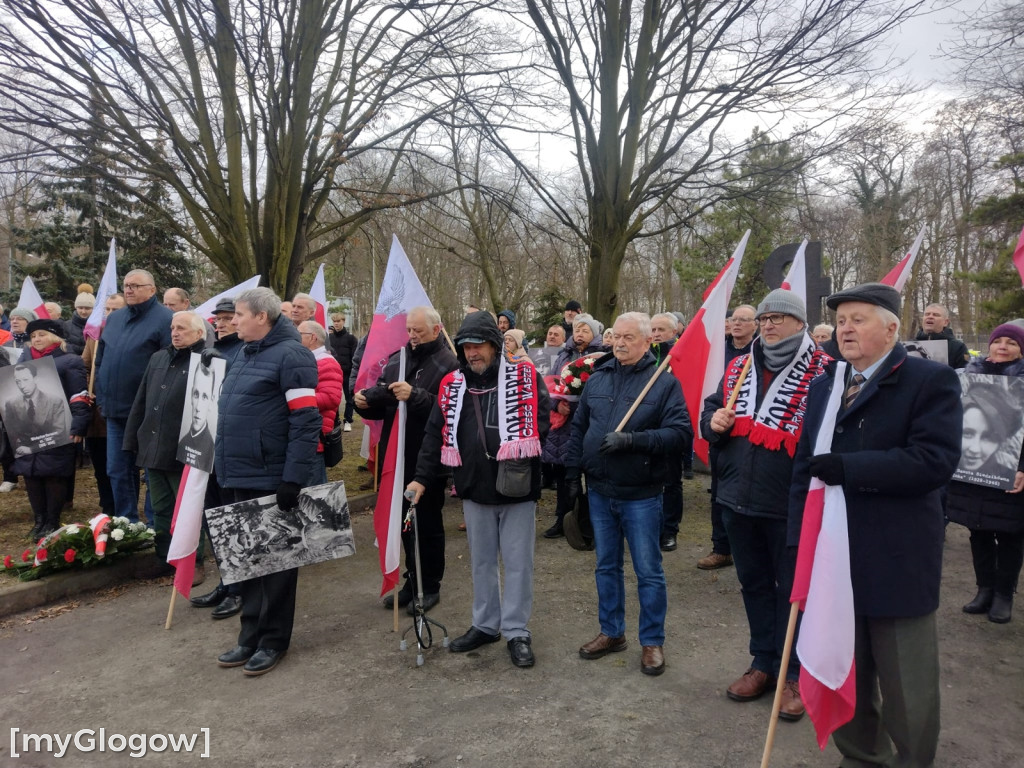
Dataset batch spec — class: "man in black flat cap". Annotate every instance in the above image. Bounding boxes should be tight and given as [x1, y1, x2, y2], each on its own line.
[789, 283, 962, 768]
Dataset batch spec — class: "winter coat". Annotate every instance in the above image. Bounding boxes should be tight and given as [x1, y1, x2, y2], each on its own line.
[541, 400, 577, 466]
[947, 356, 1024, 533]
[214, 314, 321, 490]
[789, 345, 963, 617]
[312, 347, 344, 452]
[123, 339, 206, 472]
[328, 326, 358, 385]
[567, 350, 691, 500]
[10, 348, 90, 478]
[553, 339, 605, 378]
[701, 342, 822, 519]
[915, 326, 970, 369]
[414, 311, 550, 504]
[213, 332, 245, 365]
[95, 296, 174, 420]
[64, 314, 87, 356]
[356, 337, 458, 485]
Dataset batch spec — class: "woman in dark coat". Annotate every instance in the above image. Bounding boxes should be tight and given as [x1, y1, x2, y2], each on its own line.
[948, 323, 1024, 623]
[10, 319, 89, 538]
[540, 376, 577, 539]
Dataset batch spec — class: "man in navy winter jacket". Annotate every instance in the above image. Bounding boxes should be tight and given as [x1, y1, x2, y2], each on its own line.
[95, 269, 173, 522]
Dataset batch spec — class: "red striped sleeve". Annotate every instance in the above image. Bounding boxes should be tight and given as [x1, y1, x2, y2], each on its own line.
[286, 387, 317, 411]
[69, 391, 91, 406]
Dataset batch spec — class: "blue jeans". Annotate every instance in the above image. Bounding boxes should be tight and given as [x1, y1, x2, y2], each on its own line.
[105, 418, 140, 522]
[589, 489, 667, 646]
[721, 505, 799, 680]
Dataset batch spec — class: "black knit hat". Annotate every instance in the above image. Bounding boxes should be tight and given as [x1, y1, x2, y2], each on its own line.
[26, 318, 66, 339]
[826, 282, 900, 316]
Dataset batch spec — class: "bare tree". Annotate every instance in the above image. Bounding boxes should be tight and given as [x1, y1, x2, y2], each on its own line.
[471, 0, 925, 323]
[0, 0, 501, 296]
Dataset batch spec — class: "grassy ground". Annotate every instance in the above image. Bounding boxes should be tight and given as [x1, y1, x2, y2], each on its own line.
[0, 416, 375, 576]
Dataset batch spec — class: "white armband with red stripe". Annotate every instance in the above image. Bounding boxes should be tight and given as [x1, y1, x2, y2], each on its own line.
[70, 390, 91, 406]
[286, 388, 317, 411]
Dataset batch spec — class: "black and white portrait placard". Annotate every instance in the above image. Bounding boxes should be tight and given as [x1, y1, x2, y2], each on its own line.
[902, 340, 949, 366]
[953, 373, 1024, 490]
[3, 347, 20, 365]
[176, 354, 225, 472]
[0, 356, 72, 456]
[529, 347, 561, 377]
[205, 481, 355, 584]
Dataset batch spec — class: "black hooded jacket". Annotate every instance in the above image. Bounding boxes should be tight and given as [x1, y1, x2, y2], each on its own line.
[915, 326, 969, 369]
[414, 311, 550, 504]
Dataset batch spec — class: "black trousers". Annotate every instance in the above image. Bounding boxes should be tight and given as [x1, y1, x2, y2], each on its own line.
[225, 487, 299, 651]
[970, 529, 1024, 598]
[25, 476, 70, 529]
[403, 480, 447, 594]
[661, 451, 683, 536]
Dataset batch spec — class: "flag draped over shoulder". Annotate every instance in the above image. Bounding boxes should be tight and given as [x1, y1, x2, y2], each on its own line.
[374, 348, 407, 597]
[668, 231, 749, 465]
[309, 263, 328, 327]
[167, 464, 209, 599]
[880, 225, 926, 292]
[780, 238, 809, 307]
[192, 275, 262, 319]
[18, 276, 49, 319]
[85, 239, 118, 341]
[791, 360, 856, 750]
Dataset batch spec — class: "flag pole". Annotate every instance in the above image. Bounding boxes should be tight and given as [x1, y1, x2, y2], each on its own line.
[165, 586, 177, 630]
[393, 585, 400, 632]
[441, 328, 457, 355]
[613, 355, 672, 432]
[759, 601, 800, 768]
[88, 353, 98, 398]
[724, 356, 752, 411]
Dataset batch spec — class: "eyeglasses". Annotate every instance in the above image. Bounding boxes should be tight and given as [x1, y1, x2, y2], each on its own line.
[732, 317, 755, 324]
[758, 314, 791, 327]
[123, 283, 153, 291]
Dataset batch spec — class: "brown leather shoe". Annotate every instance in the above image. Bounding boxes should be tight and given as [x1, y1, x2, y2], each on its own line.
[579, 633, 628, 660]
[640, 645, 665, 676]
[727, 667, 776, 701]
[697, 552, 734, 570]
[778, 680, 805, 721]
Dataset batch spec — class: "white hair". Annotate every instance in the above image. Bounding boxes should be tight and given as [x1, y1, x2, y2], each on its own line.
[875, 306, 901, 333]
[301, 321, 327, 346]
[173, 310, 207, 334]
[615, 311, 652, 338]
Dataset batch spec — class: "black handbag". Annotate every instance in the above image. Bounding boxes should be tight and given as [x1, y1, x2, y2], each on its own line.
[563, 480, 594, 551]
[321, 411, 344, 468]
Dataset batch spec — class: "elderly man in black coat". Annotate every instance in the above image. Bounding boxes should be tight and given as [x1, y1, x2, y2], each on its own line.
[789, 283, 962, 768]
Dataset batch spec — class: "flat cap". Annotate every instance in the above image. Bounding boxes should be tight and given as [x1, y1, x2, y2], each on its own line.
[826, 282, 900, 316]
[214, 298, 236, 315]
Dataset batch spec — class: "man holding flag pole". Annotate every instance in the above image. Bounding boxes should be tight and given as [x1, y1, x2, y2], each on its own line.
[788, 282, 962, 766]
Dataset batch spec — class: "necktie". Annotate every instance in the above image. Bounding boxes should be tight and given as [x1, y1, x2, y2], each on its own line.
[845, 373, 866, 409]
[27, 398, 35, 421]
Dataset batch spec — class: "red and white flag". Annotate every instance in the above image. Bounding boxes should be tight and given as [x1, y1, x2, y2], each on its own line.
[18, 276, 49, 319]
[167, 464, 210, 599]
[1011, 224, 1024, 289]
[374, 348, 408, 596]
[192, 275, 262, 320]
[85, 239, 118, 340]
[780, 238, 809, 307]
[668, 230, 749, 465]
[791, 360, 856, 750]
[880, 225, 926, 292]
[309, 263, 328, 327]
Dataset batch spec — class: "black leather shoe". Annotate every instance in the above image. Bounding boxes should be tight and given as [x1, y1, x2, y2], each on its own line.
[211, 595, 243, 619]
[217, 645, 255, 667]
[243, 648, 286, 676]
[383, 583, 414, 610]
[450, 627, 501, 653]
[508, 637, 535, 668]
[407, 592, 440, 615]
[660, 534, 678, 552]
[191, 584, 228, 608]
[543, 522, 564, 539]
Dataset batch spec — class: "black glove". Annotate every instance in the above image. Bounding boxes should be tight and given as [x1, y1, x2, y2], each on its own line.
[599, 432, 633, 455]
[200, 348, 222, 367]
[276, 482, 301, 511]
[809, 453, 845, 486]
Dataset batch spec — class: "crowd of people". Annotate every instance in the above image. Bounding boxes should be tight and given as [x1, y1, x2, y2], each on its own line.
[2, 273, 1023, 768]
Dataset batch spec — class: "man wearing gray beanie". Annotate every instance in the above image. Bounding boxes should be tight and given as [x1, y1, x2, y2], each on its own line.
[700, 287, 830, 722]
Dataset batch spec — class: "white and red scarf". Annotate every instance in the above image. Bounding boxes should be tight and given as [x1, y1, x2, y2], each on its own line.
[725, 334, 830, 457]
[438, 355, 541, 466]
